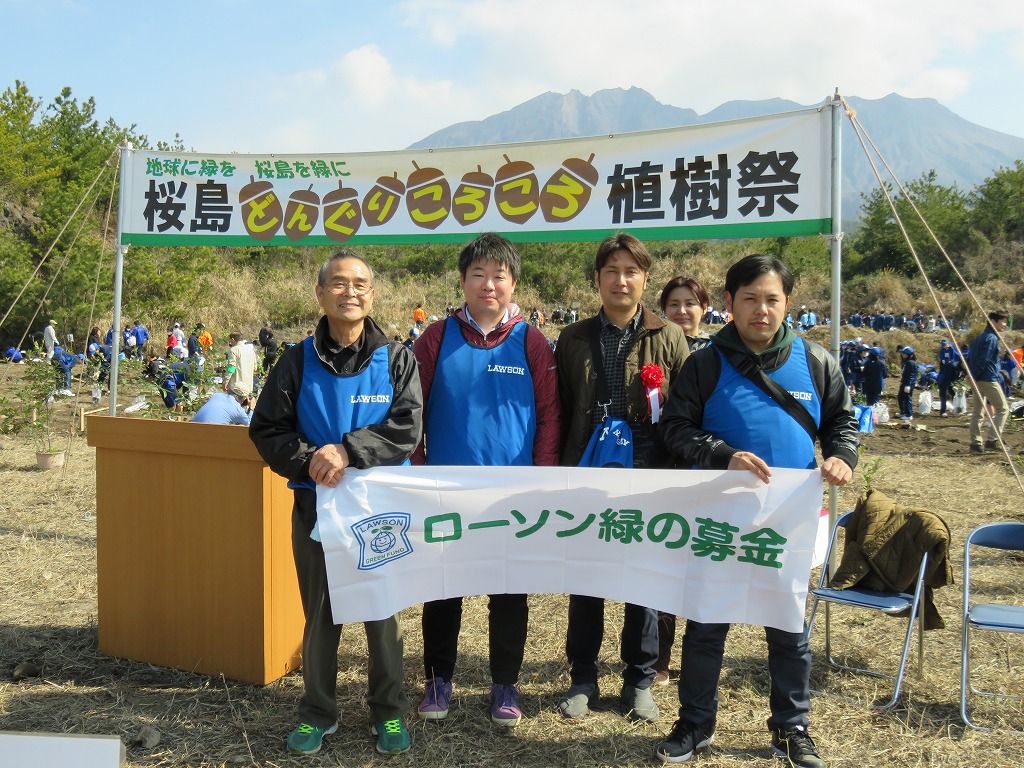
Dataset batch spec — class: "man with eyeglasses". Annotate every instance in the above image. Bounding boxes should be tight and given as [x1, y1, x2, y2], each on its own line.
[250, 250, 423, 757]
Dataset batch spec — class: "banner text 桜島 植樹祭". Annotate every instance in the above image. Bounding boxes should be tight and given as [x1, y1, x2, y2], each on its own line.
[120, 107, 832, 247]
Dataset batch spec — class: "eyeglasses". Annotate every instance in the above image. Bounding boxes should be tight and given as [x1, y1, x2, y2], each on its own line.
[327, 282, 373, 297]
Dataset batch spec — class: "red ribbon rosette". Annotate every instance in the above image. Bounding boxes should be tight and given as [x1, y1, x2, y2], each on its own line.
[640, 363, 665, 390]
[641, 364, 665, 423]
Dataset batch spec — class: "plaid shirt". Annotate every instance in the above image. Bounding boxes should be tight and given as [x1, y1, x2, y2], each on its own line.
[592, 306, 642, 427]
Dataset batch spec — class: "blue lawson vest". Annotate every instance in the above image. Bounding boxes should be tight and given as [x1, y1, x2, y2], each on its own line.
[702, 338, 822, 469]
[290, 335, 400, 490]
[424, 317, 536, 466]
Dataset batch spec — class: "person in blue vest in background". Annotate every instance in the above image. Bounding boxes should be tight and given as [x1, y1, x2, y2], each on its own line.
[656, 253, 859, 768]
[411, 233, 560, 728]
[249, 251, 422, 757]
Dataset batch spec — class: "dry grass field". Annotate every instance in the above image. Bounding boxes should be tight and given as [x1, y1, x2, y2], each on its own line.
[1, 366, 1023, 767]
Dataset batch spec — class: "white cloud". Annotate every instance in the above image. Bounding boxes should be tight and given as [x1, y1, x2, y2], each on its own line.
[390, 0, 1024, 115]
[340, 45, 399, 107]
[192, 0, 1024, 152]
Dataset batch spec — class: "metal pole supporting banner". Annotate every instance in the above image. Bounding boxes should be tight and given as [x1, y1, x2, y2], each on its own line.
[828, 90, 844, 551]
[109, 141, 133, 416]
[829, 90, 843, 364]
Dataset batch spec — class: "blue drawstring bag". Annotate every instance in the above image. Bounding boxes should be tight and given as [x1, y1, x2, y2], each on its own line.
[854, 404, 874, 433]
[578, 417, 634, 467]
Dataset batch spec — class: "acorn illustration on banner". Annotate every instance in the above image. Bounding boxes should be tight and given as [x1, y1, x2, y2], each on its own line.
[453, 165, 494, 226]
[494, 154, 539, 224]
[541, 153, 598, 223]
[322, 181, 362, 243]
[238, 175, 283, 241]
[283, 184, 321, 241]
[405, 161, 451, 230]
[362, 172, 406, 227]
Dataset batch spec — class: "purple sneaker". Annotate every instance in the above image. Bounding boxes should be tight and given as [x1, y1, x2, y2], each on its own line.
[489, 684, 522, 727]
[417, 677, 452, 720]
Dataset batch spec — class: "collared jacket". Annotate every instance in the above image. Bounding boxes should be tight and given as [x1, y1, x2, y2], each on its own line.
[249, 315, 423, 494]
[555, 305, 688, 467]
[659, 322, 859, 472]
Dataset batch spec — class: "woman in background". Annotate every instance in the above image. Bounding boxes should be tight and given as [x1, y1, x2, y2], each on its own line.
[654, 275, 712, 684]
[660, 275, 711, 353]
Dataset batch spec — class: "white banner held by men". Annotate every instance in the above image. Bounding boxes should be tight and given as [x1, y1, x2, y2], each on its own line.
[317, 466, 824, 632]
[120, 107, 832, 247]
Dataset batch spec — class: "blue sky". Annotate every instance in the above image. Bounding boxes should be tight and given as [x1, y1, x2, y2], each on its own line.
[3, 0, 1023, 154]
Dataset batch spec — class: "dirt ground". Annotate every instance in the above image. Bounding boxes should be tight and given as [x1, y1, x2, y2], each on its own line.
[2, 364, 1024, 767]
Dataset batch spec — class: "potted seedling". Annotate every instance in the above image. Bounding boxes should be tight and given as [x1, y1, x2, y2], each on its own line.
[18, 352, 66, 468]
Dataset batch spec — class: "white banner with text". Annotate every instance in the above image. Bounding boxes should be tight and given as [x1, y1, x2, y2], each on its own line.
[121, 106, 833, 247]
[317, 466, 824, 632]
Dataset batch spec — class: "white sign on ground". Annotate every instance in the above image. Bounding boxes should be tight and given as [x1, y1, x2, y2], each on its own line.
[0, 732, 124, 768]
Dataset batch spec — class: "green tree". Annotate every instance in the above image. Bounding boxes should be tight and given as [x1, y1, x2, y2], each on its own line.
[970, 160, 1024, 242]
[0, 80, 59, 206]
[852, 171, 975, 284]
[0, 83, 140, 346]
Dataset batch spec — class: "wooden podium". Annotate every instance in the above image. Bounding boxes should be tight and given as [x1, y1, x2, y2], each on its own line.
[87, 416, 304, 684]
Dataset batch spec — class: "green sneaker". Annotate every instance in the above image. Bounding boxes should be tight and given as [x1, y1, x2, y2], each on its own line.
[371, 718, 411, 755]
[286, 721, 337, 755]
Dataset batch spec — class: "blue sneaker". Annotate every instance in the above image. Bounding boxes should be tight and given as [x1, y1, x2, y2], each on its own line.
[371, 718, 411, 755]
[489, 684, 522, 726]
[286, 721, 337, 755]
[417, 676, 453, 720]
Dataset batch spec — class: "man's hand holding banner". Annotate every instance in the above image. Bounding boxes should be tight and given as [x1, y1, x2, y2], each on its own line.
[317, 466, 824, 633]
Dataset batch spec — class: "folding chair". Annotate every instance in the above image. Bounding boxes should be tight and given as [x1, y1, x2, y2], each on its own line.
[805, 511, 928, 709]
[960, 521, 1024, 732]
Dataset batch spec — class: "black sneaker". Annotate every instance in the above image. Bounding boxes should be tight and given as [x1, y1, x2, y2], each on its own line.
[970, 443, 985, 454]
[985, 439, 999, 451]
[655, 719, 714, 763]
[771, 726, 826, 768]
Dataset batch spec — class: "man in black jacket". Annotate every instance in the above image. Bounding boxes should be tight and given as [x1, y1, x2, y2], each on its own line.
[249, 251, 422, 757]
[654, 254, 858, 768]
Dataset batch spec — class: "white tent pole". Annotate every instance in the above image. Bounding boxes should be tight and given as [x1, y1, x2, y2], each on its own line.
[108, 141, 133, 416]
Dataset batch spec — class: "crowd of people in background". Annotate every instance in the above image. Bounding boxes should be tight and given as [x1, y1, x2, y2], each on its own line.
[4, 298, 1022, 440]
[846, 307, 971, 335]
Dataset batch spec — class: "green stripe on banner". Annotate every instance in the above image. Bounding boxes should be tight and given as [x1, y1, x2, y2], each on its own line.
[121, 219, 831, 247]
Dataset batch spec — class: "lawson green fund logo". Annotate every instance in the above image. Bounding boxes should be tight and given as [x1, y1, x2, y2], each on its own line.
[352, 513, 413, 570]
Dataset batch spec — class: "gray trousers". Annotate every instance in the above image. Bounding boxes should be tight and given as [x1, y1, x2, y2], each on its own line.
[291, 489, 407, 726]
